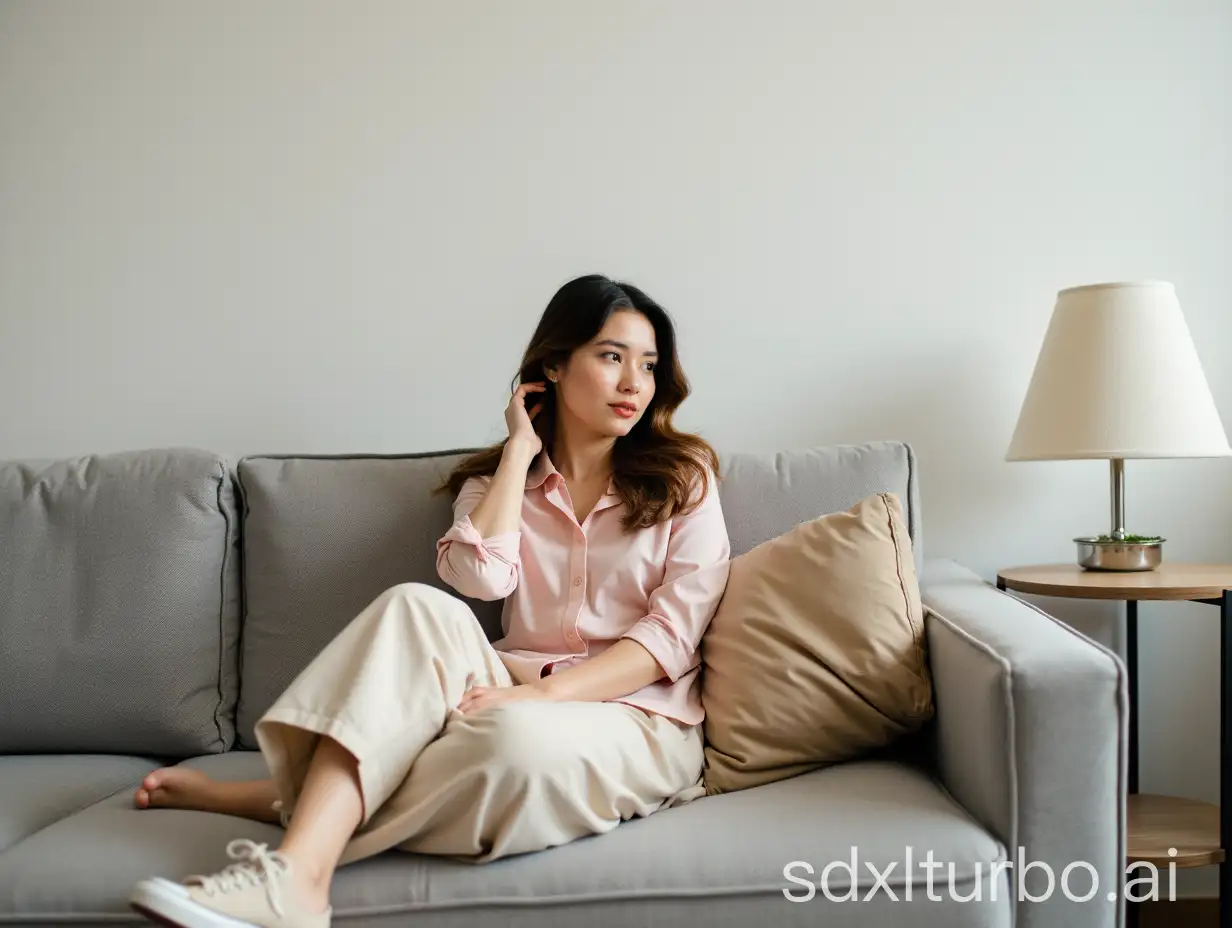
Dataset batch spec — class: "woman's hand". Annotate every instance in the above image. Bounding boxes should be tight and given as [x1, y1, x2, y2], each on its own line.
[456, 682, 552, 715]
[505, 381, 547, 456]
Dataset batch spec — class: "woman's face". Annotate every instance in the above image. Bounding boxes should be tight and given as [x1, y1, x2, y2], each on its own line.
[551, 310, 658, 441]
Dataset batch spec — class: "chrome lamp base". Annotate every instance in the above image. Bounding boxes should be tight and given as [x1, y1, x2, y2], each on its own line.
[1074, 459, 1164, 572]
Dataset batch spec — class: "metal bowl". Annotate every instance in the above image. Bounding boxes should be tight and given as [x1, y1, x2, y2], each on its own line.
[1074, 537, 1164, 572]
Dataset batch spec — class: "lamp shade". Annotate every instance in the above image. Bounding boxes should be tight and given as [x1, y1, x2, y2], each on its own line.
[1006, 281, 1231, 461]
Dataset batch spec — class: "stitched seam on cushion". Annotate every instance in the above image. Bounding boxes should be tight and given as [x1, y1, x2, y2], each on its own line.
[211, 462, 230, 752]
[236, 447, 486, 463]
[922, 606, 1020, 906]
[882, 492, 928, 715]
[234, 461, 255, 748]
[904, 440, 918, 542]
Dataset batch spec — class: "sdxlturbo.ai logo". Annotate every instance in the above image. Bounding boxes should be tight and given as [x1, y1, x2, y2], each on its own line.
[783, 847, 1178, 903]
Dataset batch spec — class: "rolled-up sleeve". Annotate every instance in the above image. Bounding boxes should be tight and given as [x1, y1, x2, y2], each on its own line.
[435, 476, 521, 601]
[621, 470, 732, 681]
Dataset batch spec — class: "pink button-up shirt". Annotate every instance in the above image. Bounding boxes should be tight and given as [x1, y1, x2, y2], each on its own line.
[435, 451, 732, 726]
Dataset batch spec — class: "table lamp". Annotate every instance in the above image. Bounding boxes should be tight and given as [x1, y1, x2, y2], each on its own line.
[1005, 280, 1231, 571]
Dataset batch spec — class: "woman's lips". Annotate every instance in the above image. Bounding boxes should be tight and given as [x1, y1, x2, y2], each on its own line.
[609, 404, 636, 419]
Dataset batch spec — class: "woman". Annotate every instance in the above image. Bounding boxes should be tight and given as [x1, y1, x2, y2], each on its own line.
[128, 274, 732, 928]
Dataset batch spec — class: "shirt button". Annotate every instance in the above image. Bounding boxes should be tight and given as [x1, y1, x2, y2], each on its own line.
[573, 577, 582, 587]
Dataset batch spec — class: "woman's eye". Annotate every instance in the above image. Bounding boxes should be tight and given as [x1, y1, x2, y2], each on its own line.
[602, 351, 620, 362]
[644, 362, 656, 372]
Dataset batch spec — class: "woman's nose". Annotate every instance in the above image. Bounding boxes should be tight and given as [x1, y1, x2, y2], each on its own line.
[619, 366, 645, 394]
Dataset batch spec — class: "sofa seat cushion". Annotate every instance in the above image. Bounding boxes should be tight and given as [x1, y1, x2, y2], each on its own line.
[0, 757, 1008, 928]
[0, 755, 159, 855]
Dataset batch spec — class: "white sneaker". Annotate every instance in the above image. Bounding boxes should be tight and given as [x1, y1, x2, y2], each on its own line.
[130, 839, 331, 928]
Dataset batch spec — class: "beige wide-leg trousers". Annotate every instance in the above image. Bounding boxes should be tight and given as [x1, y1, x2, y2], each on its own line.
[252, 582, 705, 866]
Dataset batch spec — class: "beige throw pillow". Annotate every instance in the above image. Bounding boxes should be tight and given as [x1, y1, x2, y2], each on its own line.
[700, 491, 933, 795]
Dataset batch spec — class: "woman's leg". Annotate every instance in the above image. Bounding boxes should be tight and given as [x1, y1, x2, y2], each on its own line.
[131, 582, 512, 927]
[251, 584, 512, 838]
[134, 739, 363, 916]
[272, 736, 364, 915]
[334, 699, 706, 868]
[134, 767, 282, 823]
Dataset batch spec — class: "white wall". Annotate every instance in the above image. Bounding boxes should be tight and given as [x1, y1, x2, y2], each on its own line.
[2, 0, 1230, 893]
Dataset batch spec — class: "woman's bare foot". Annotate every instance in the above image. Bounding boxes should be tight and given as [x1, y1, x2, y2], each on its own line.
[134, 766, 219, 811]
[135, 768, 284, 823]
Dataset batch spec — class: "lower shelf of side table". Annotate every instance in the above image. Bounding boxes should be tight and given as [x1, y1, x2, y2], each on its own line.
[1128, 793, 1225, 868]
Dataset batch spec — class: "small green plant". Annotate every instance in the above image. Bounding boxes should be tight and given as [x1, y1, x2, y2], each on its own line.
[1091, 534, 1163, 544]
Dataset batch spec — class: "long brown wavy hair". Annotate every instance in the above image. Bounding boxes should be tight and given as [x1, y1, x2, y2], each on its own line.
[438, 274, 720, 531]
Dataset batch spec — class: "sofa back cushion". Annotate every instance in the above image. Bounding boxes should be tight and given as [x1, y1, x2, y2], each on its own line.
[0, 448, 240, 755]
[234, 451, 502, 749]
[716, 440, 921, 567]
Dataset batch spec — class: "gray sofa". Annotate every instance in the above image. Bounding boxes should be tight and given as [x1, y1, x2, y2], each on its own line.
[0, 440, 1125, 928]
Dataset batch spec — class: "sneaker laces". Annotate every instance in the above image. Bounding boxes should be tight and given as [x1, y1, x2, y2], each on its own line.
[186, 839, 292, 916]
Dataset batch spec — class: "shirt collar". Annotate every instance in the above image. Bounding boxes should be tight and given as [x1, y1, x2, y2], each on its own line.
[525, 450, 618, 497]
[524, 450, 556, 490]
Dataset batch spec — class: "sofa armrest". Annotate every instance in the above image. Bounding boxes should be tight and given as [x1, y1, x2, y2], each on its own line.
[921, 558, 1126, 928]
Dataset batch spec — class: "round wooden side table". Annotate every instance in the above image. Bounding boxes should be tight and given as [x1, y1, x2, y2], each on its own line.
[997, 563, 1232, 927]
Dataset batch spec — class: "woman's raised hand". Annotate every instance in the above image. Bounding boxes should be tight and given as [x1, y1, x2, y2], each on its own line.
[505, 381, 547, 455]
[464, 382, 545, 539]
